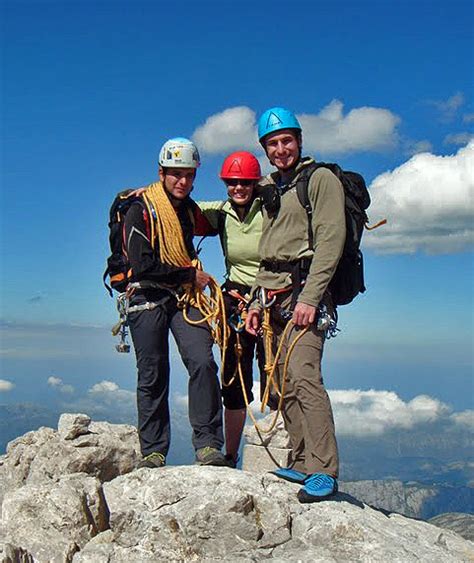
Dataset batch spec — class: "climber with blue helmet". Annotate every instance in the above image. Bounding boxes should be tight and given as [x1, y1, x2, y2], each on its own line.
[246, 108, 346, 502]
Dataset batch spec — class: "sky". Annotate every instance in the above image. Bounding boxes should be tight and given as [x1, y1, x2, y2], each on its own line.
[0, 0, 473, 477]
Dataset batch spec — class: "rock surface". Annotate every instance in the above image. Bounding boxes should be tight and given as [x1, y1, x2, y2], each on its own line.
[429, 513, 474, 542]
[1, 415, 473, 562]
[0, 413, 140, 506]
[242, 413, 474, 521]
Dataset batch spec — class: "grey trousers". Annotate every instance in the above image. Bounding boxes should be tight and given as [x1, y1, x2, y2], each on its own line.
[128, 294, 224, 457]
[272, 295, 339, 477]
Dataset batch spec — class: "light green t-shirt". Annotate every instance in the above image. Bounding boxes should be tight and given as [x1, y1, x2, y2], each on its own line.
[198, 198, 262, 287]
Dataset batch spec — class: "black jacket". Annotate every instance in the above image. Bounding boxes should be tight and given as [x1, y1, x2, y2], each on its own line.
[124, 197, 197, 287]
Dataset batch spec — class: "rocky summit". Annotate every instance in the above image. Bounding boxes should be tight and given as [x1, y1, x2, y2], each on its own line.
[1, 414, 473, 562]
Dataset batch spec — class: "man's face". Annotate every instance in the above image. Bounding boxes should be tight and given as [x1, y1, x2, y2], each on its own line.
[160, 167, 196, 201]
[264, 129, 300, 171]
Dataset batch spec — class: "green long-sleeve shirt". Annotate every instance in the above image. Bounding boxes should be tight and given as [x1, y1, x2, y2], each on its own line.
[198, 198, 263, 287]
[254, 158, 346, 307]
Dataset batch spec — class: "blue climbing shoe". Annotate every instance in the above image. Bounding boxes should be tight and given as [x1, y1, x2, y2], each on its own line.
[271, 467, 307, 484]
[297, 473, 338, 503]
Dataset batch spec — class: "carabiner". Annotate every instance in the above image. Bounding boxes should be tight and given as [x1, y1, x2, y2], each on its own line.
[259, 287, 276, 308]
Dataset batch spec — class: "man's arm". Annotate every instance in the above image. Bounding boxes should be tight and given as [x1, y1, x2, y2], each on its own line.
[193, 201, 224, 236]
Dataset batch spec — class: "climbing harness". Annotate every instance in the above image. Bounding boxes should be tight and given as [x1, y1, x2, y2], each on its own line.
[240, 286, 339, 438]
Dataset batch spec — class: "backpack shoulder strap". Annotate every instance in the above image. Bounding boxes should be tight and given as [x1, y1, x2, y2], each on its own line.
[295, 162, 319, 250]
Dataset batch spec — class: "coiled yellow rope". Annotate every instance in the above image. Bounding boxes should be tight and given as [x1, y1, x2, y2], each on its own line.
[141, 181, 229, 369]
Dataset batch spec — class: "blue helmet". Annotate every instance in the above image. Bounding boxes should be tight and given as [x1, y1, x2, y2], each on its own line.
[257, 107, 301, 141]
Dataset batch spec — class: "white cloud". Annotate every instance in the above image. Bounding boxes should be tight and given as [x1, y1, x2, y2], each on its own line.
[463, 113, 474, 124]
[89, 380, 119, 393]
[47, 376, 74, 394]
[88, 380, 134, 404]
[329, 389, 450, 436]
[444, 132, 474, 146]
[192, 101, 400, 157]
[364, 141, 474, 254]
[451, 410, 474, 429]
[431, 92, 465, 122]
[48, 376, 62, 387]
[299, 100, 400, 155]
[0, 379, 14, 391]
[192, 106, 258, 154]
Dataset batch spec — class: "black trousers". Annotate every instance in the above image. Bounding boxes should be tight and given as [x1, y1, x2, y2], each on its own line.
[128, 293, 224, 457]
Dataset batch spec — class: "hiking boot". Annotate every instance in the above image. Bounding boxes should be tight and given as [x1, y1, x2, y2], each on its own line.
[297, 473, 338, 503]
[137, 452, 166, 469]
[271, 467, 307, 484]
[195, 446, 228, 466]
[225, 454, 239, 469]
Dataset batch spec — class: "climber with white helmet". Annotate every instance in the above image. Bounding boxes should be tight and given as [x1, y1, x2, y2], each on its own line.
[121, 137, 227, 469]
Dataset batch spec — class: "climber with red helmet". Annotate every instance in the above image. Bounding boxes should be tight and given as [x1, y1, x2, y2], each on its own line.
[197, 151, 274, 467]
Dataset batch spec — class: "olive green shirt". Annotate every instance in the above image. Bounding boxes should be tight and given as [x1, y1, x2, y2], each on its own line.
[254, 158, 346, 307]
[198, 198, 262, 287]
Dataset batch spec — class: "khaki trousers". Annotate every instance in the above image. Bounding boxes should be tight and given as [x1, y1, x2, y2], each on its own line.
[271, 296, 339, 477]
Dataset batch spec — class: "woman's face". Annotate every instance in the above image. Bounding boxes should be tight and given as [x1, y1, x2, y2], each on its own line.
[225, 178, 256, 206]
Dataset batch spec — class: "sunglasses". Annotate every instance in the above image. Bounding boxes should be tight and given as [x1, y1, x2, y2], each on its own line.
[225, 179, 255, 187]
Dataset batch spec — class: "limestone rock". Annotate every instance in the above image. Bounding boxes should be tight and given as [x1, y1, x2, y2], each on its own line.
[0, 416, 140, 506]
[429, 512, 474, 542]
[241, 443, 291, 473]
[242, 412, 291, 472]
[2, 473, 109, 562]
[339, 479, 437, 518]
[95, 466, 473, 562]
[58, 413, 91, 440]
[2, 418, 473, 562]
[243, 411, 290, 448]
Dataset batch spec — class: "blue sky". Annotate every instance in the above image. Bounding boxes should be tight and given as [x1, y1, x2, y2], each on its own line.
[1, 1, 473, 470]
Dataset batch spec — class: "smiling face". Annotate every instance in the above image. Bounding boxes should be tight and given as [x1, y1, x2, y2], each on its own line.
[225, 178, 256, 206]
[159, 167, 196, 205]
[263, 129, 301, 171]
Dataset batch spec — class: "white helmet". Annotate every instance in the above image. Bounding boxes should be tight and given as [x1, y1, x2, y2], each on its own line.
[158, 137, 200, 169]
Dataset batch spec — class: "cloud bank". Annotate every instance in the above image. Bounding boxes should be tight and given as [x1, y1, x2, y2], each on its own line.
[192, 101, 400, 157]
[329, 389, 451, 436]
[365, 141, 474, 254]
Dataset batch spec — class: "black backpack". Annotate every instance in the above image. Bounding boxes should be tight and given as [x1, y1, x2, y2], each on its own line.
[103, 190, 148, 297]
[295, 162, 371, 306]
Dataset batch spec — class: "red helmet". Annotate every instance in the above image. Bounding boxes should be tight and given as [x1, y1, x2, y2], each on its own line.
[219, 151, 261, 180]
